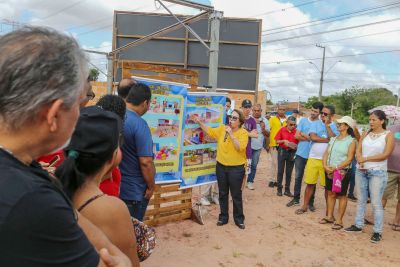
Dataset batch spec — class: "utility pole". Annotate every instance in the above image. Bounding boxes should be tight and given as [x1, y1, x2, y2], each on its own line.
[317, 44, 326, 101]
[208, 11, 223, 92]
[397, 87, 400, 107]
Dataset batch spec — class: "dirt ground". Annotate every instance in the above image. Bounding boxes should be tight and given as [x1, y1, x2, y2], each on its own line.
[142, 151, 400, 267]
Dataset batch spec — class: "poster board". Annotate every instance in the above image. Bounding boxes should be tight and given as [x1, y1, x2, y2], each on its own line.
[133, 76, 187, 184]
[180, 92, 227, 189]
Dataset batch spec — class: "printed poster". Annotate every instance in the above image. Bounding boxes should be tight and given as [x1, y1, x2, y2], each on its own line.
[180, 93, 226, 188]
[133, 77, 187, 184]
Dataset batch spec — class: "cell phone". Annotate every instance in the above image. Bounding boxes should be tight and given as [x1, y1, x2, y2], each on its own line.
[48, 155, 61, 167]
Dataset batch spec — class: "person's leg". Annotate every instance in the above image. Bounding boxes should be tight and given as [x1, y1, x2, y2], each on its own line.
[248, 149, 261, 186]
[297, 184, 315, 213]
[394, 176, 400, 228]
[284, 151, 295, 195]
[382, 171, 397, 209]
[228, 166, 246, 226]
[216, 163, 229, 224]
[348, 159, 357, 199]
[369, 170, 388, 234]
[135, 198, 150, 221]
[303, 159, 319, 211]
[293, 156, 307, 201]
[354, 169, 369, 229]
[336, 195, 348, 226]
[276, 148, 286, 195]
[269, 147, 278, 186]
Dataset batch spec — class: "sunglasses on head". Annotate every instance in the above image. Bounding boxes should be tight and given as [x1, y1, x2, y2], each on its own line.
[230, 116, 239, 121]
[288, 123, 296, 127]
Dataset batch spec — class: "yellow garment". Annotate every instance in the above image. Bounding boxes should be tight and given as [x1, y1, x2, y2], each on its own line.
[207, 125, 248, 166]
[269, 116, 287, 147]
[304, 158, 326, 186]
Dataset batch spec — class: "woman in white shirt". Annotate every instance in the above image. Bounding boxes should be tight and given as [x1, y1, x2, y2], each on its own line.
[345, 110, 395, 243]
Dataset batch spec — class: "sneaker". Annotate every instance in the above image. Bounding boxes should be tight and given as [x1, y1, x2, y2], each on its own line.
[286, 198, 300, 207]
[344, 225, 362, 233]
[247, 182, 255, 190]
[200, 197, 211, 206]
[268, 181, 275, 188]
[370, 232, 382, 243]
[284, 191, 294, 197]
[212, 195, 219, 205]
[348, 195, 357, 202]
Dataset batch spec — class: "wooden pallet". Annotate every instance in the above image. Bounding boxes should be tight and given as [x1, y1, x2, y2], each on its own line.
[143, 183, 192, 226]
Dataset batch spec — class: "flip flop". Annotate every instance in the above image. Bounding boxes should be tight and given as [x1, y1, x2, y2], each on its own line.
[332, 223, 344, 230]
[295, 208, 307, 215]
[319, 217, 335, 224]
[392, 224, 400, 232]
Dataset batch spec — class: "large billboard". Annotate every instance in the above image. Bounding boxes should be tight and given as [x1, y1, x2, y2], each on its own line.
[113, 11, 262, 91]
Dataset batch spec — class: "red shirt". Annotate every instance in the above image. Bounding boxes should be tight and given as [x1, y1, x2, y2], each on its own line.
[275, 127, 299, 150]
[99, 167, 122, 197]
[37, 150, 65, 168]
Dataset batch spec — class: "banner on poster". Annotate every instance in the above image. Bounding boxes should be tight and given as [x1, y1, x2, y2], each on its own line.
[133, 76, 187, 184]
[180, 92, 226, 189]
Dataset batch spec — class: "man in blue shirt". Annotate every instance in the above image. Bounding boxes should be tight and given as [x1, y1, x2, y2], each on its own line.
[247, 104, 270, 190]
[296, 105, 339, 215]
[287, 102, 323, 207]
[120, 83, 156, 221]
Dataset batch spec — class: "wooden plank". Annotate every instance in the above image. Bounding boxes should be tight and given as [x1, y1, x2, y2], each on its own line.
[151, 192, 192, 204]
[144, 210, 192, 226]
[145, 202, 192, 216]
[157, 184, 180, 193]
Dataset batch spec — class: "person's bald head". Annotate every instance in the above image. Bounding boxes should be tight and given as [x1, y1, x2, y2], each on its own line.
[117, 78, 136, 99]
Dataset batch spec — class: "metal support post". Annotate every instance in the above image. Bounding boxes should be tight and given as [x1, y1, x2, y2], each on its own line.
[208, 11, 223, 92]
[106, 54, 113, 94]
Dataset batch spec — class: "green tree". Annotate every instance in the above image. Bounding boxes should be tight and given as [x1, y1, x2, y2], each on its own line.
[88, 68, 100, 81]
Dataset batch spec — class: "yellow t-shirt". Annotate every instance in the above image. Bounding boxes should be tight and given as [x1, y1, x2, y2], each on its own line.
[269, 116, 287, 147]
[207, 125, 248, 166]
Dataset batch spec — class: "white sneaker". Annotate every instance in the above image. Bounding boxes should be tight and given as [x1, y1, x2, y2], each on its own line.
[247, 182, 255, 190]
[200, 197, 211, 206]
[212, 195, 219, 205]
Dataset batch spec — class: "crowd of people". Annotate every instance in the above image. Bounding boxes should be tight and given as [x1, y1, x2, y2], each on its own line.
[0, 25, 399, 267]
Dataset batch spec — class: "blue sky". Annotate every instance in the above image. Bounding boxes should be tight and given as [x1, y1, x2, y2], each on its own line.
[1, 0, 399, 101]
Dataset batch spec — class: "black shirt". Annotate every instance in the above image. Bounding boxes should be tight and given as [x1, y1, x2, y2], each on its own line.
[0, 149, 99, 267]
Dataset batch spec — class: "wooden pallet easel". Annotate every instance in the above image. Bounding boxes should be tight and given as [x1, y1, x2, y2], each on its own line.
[120, 60, 198, 226]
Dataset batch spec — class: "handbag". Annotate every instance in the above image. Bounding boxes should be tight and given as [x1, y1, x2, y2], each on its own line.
[332, 170, 343, 193]
[131, 217, 156, 262]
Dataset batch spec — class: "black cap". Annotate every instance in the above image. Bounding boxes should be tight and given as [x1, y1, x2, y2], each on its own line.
[241, 99, 252, 108]
[65, 106, 122, 161]
[292, 109, 299, 114]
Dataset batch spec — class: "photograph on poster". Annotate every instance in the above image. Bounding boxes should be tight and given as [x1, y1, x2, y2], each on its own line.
[153, 143, 179, 161]
[185, 106, 221, 124]
[183, 127, 217, 145]
[183, 147, 217, 167]
[148, 95, 181, 115]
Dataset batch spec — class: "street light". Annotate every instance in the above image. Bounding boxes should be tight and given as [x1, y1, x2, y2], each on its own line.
[308, 59, 342, 101]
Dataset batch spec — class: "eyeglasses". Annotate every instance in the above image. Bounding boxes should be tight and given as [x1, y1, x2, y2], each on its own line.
[86, 93, 96, 100]
[321, 112, 330, 116]
[288, 123, 296, 127]
[230, 116, 239, 121]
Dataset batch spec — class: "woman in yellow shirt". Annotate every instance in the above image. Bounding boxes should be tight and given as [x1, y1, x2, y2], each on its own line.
[192, 109, 248, 229]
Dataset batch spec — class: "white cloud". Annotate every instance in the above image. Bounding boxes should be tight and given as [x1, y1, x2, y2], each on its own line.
[1, 0, 399, 101]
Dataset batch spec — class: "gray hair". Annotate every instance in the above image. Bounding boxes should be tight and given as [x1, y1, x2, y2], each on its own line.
[0, 26, 88, 130]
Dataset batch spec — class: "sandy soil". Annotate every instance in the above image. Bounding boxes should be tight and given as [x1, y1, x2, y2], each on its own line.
[142, 151, 400, 267]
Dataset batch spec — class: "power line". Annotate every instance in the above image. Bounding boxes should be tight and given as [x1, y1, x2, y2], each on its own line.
[262, 1, 400, 33]
[261, 49, 400, 65]
[41, 0, 88, 20]
[262, 28, 400, 52]
[262, 1, 400, 36]
[264, 17, 400, 43]
[251, 0, 323, 17]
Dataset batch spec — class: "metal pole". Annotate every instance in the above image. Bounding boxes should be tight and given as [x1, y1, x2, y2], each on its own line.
[106, 54, 113, 94]
[317, 45, 326, 101]
[208, 11, 223, 92]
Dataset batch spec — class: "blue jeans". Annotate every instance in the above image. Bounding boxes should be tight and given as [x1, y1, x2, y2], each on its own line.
[348, 159, 357, 196]
[248, 149, 262, 183]
[355, 169, 388, 233]
[293, 155, 307, 200]
[122, 198, 150, 221]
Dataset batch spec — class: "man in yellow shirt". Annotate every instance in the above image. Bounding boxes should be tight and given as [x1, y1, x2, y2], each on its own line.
[268, 105, 287, 187]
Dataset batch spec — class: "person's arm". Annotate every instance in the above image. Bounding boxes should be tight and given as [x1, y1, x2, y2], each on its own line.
[139, 157, 155, 199]
[336, 140, 356, 170]
[192, 115, 208, 133]
[358, 132, 395, 163]
[78, 214, 132, 267]
[260, 120, 270, 137]
[295, 131, 310, 141]
[322, 144, 333, 174]
[248, 129, 258, 138]
[310, 132, 329, 143]
[355, 133, 366, 164]
[229, 128, 248, 152]
[81, 197, 140, 267]
[324, 115, 337, 138]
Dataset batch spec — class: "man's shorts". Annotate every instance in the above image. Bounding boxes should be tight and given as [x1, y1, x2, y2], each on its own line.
[383, 171, 400, 200]
[304, 158, 326, 186]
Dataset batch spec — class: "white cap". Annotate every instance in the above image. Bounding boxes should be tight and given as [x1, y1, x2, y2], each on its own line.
[336, 116, 355, 129]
